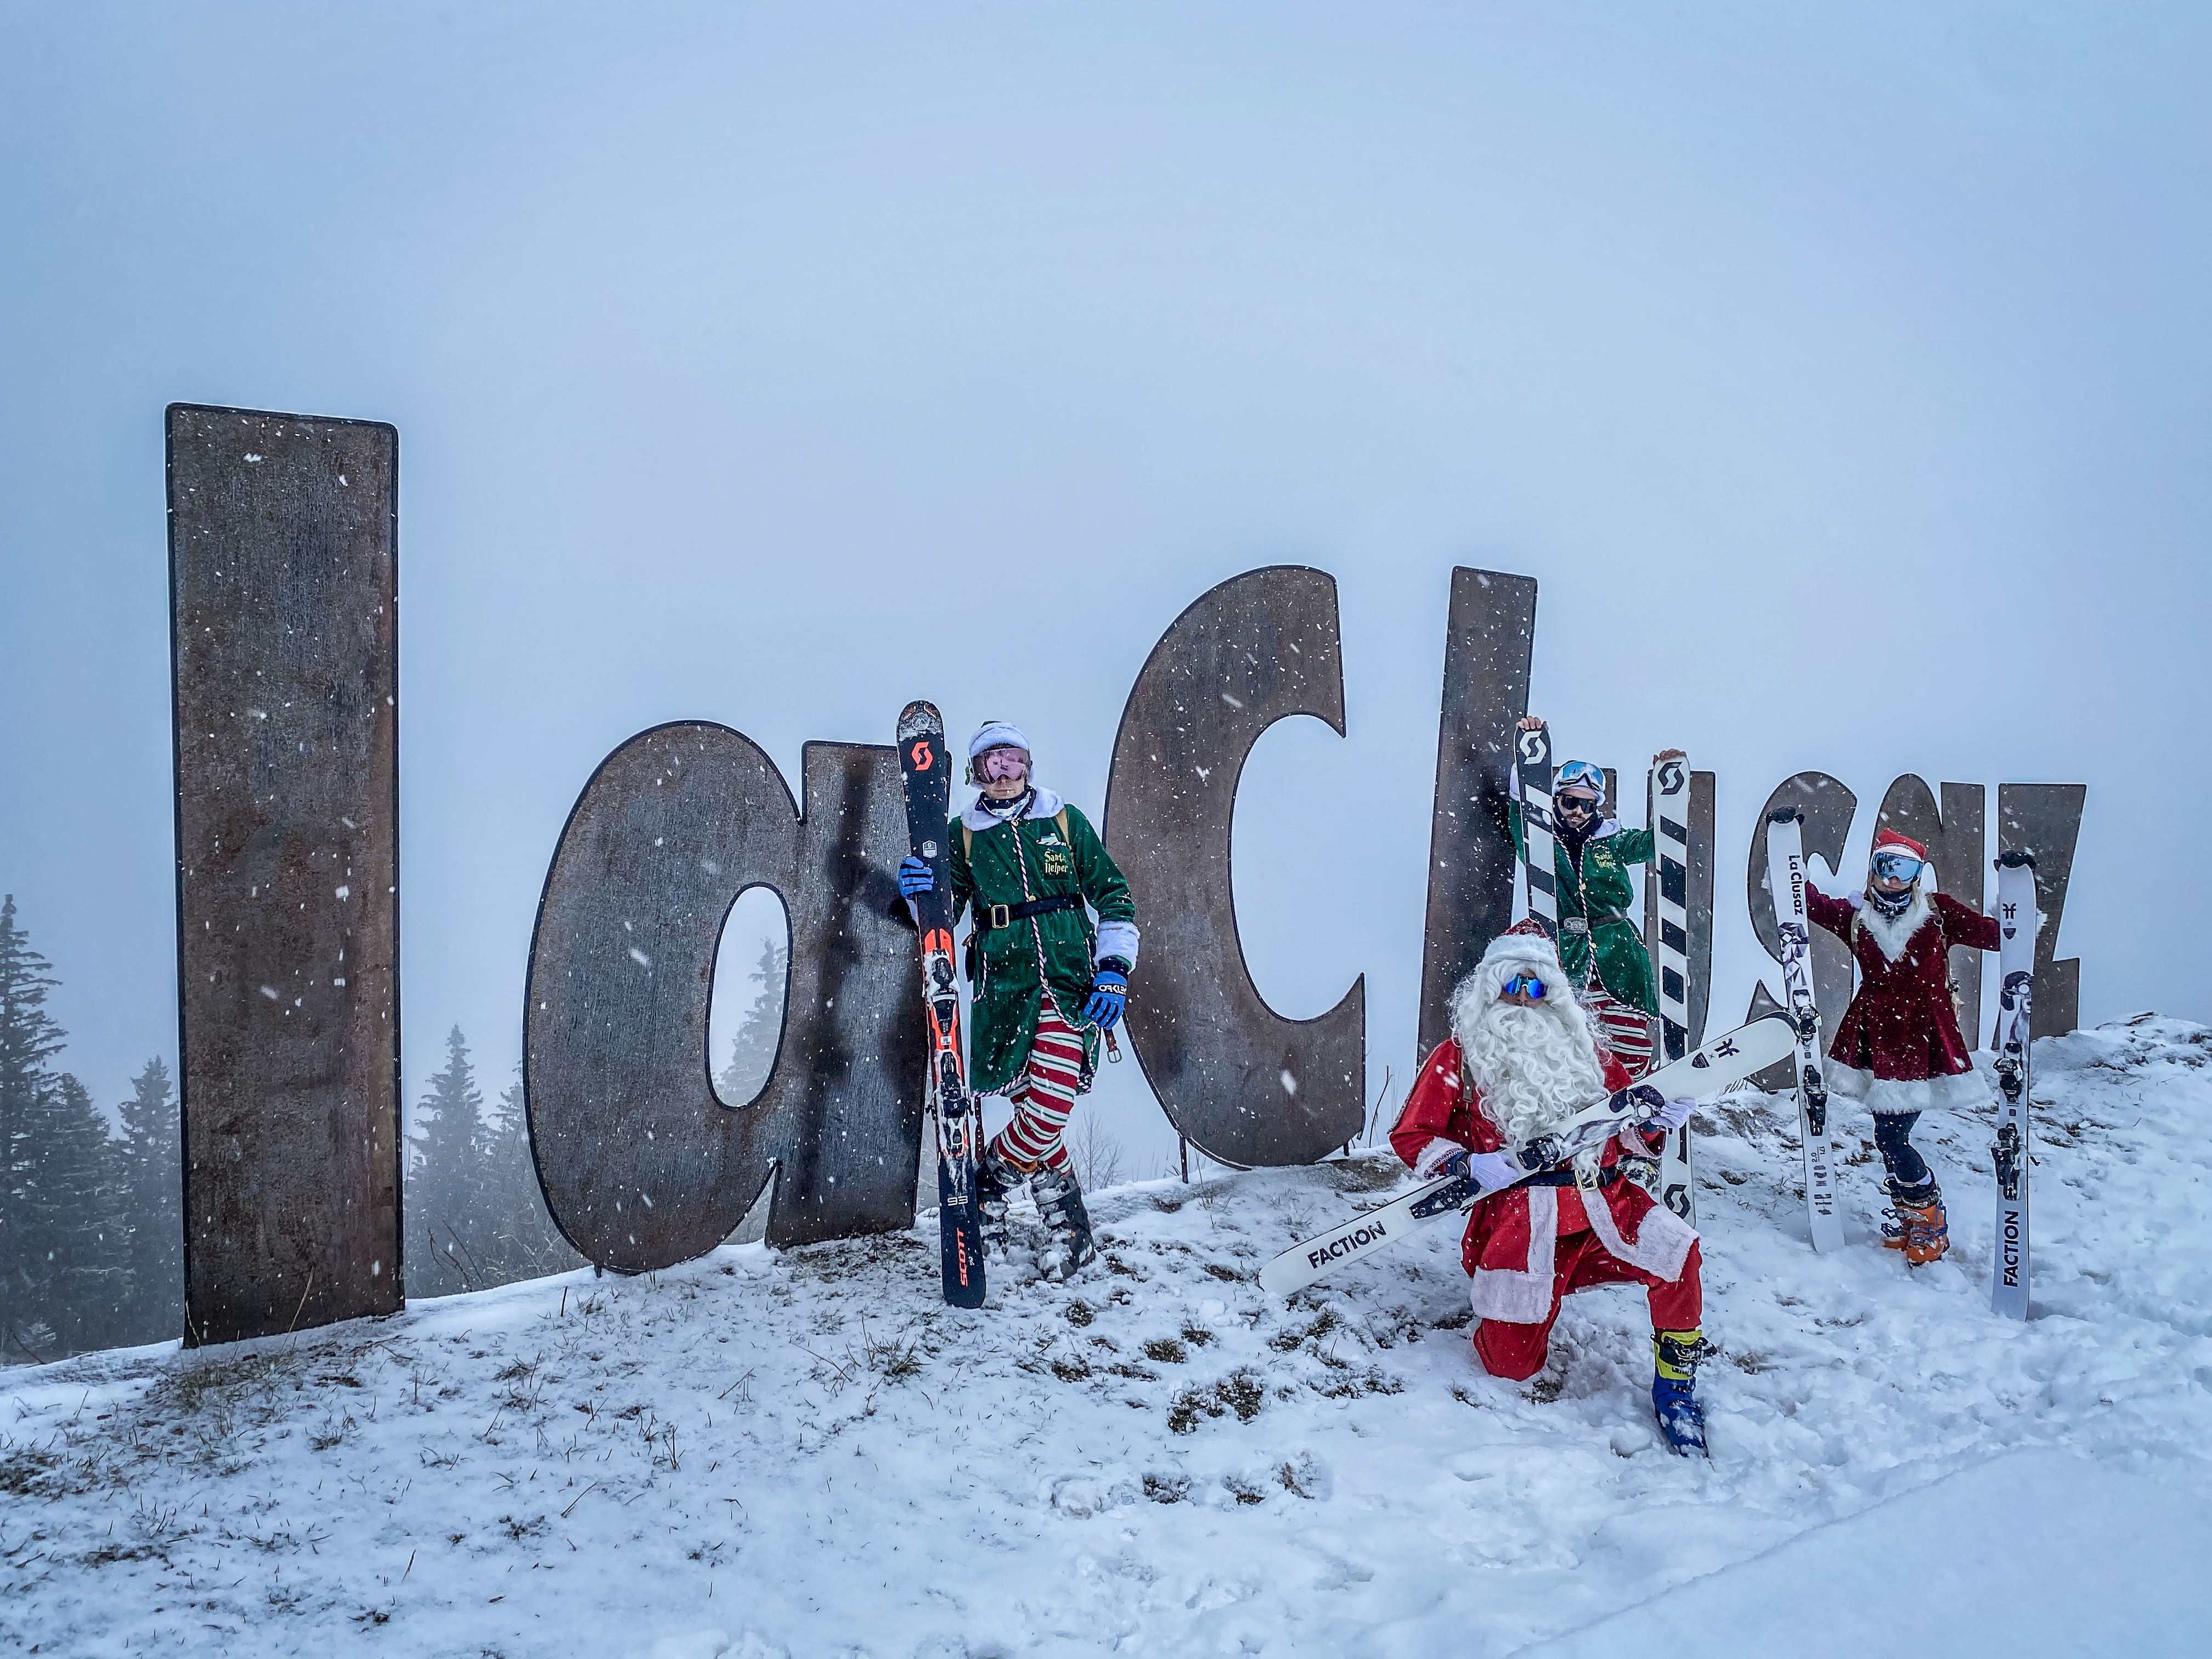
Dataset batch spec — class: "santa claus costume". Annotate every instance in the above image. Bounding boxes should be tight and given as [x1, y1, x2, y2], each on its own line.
[1806, 827, 2002, 1266]
[1390, 921, 1711, 1455]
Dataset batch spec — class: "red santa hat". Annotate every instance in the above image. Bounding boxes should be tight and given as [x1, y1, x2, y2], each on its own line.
[1871, 828, 1930, 862]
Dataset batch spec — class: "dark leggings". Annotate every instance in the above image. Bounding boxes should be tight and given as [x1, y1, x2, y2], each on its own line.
[1873, 1113, 1932, 1190]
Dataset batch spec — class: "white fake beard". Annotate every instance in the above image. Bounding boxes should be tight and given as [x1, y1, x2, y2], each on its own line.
[1457, 994, 1609, 1148]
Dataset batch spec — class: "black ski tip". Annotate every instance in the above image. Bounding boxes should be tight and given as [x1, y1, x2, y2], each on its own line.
[898, 700, 946, 744]
[940, 1211, 987, 1308]
[1767, 806, 1803, 826]
[1995, 848, 2038, 871]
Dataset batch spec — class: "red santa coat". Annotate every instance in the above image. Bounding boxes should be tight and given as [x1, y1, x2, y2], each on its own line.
[1805, 883, 2002, 1114]
[1390, 1037, 1697, 1324]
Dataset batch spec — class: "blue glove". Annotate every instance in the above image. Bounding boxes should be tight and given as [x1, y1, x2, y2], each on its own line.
[897, 854, 936, 900]
[1082, 969, 1128, 1030]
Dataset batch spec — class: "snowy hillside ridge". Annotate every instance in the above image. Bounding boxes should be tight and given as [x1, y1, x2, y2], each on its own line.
[5, 1018, 2209, 1658]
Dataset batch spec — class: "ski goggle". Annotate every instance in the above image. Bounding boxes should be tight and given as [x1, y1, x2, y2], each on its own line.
[1554, 761, 1606, 799]
[1871, 850, 1925, 884]
[1500, 974, 1547, 1001]
[975, 747, 1030, 785]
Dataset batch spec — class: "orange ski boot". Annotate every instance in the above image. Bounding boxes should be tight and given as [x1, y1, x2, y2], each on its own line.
[1888, 1179, 1949, 1266]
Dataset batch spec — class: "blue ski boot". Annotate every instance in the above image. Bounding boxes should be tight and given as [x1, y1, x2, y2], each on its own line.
[1652, 1329, 1711, 1457]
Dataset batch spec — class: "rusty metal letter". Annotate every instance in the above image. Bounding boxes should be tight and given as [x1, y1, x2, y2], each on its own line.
[1103, 566, 1363, 1167]
[1417, 568, 1538, 1058]
[1876, 778, 1987, 1033]
[167, 403, 402, 1344]
[1745, 772, 1859, 1088]
[1996, 784, 2086, 1039]
[525, 727, 922, 1271]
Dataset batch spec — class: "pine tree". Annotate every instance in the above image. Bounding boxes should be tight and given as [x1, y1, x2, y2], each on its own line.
[718, 936, 789, 1105]
[477, 1072, 583, 1284]
[26, 1073, 134, 1352]
[406, 1026, 490, 1297]
[116, 1057, 182, 1342]
[1, 894, 71, 1361]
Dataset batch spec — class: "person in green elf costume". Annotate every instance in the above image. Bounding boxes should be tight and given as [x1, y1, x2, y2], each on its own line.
[896, 720, 1138, 1280]
[1505, 716, 1685, 1079]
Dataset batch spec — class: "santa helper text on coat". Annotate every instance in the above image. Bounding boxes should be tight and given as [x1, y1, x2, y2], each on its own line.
[896, 722, 1139, 1282]
[1806, 827, 2002, 1267]
[1390, 920, 1712, 1455]
[1505, 716, 1685, 1079]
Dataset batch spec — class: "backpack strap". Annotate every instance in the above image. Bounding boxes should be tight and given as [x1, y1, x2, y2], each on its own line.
[961, 821, 972, 859]
[1056, 807, 1070, 842]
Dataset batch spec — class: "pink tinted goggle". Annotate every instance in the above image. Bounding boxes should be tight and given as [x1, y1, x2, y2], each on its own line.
[978, 747, 1030, 784]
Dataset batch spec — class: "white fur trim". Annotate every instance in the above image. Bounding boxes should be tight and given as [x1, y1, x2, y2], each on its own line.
[1849, 885, 1934, 964]
[1468, 1188, 1560, 1323]
[1477, 929, 1567, 977]
[1094, 919, 1140, 969]
[1829, 1060, 1990, 1115]
[1579, 1175, 1696, 1282]
[1412, 1137, 1461, 1179]
[968, 721, 1031, 759]
[960, 785, 1066, 832]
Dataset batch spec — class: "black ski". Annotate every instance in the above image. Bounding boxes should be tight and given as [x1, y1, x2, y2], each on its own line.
[1516, 723, 1558, 937]
[897, 701, 985, 1308]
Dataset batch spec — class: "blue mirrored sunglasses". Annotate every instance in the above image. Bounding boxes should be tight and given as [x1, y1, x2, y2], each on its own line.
[1871, 850, 1925, 884]
[1502, 974, 1547, 1001]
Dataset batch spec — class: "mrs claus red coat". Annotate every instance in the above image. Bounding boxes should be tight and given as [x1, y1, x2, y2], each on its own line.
[1805, 882, 2002, 1114]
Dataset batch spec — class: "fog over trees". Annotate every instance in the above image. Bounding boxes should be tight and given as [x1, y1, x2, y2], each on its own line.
[0, 894, 596, 1362]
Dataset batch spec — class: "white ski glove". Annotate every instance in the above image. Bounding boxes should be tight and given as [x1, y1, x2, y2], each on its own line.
[1441, 1148, 1528, 1192]
[1646, 1097, 1697, 1132]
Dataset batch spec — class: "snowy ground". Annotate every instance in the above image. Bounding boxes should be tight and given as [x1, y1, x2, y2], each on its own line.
[5, 1016, 2211, 1657]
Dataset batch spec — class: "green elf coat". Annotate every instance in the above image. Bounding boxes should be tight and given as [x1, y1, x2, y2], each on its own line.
[947, 789, 1139, 1095]
[1506, 802, 1658, 1015]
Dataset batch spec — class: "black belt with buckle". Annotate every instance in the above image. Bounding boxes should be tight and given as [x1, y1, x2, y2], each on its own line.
[977, 893, 1085, 931]
[1521, 1165, 1623, 1189]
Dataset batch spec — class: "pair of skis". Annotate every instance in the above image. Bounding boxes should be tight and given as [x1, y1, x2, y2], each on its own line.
[1514, 728, 1697, 1222]
[1259, 1012, 1796, 1296]
[1767, 810, 2043, 1305]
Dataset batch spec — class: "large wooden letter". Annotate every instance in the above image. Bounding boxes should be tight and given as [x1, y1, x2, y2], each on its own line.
[1417, 569, 1539, 1058]
[1996, 785, 2086, 1039]
[1103, 567, 1363, 1167]
[526, 729, 922, 1271]
[1875, 778, 1987, 1031]
[168, 404, 402, 1343]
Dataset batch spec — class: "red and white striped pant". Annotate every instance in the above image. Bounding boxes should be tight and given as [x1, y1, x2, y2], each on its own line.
[1583, 981, 1656, 1080]
[990, 994, 1086, 1173]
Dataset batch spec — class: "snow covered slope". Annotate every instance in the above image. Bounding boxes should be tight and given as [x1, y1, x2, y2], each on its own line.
[5, 1017, 2210, 1657]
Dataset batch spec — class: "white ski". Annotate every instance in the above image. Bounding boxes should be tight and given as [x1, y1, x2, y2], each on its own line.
[1650, 753, 1696, 1224]
[1764, 808, 1846, 1252]
[1990, 850, 2039, 1319]
[1259, 1013, 1795, 1297]
[1516, 723, 1558, 938]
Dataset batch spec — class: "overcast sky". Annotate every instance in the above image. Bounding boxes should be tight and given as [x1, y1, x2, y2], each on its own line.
[2, 3, 2206, 1172]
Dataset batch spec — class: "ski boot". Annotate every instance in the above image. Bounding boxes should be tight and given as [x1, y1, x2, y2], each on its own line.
[975, 1146, 1024, 1257]
[1651, 1328, 1711, 1458]
[1029, 1164, 1097, 1283]
[1888, 1178, 1949, 1266]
